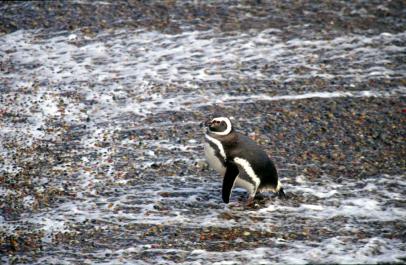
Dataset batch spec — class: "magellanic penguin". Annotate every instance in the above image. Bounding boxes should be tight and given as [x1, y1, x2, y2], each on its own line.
[204, 116, 286, 204]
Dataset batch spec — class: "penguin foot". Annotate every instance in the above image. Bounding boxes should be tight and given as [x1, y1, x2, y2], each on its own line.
[245, 197, 261, 208]
[246, 197, 255, 207]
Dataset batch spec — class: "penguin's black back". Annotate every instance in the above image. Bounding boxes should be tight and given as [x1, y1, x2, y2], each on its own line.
[223, 133, 278, 188]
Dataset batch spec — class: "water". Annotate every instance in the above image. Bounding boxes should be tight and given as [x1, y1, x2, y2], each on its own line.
[1, 1, 405, 264]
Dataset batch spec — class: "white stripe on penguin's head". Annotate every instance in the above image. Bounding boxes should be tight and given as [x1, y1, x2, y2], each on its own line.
[210, 117, 232, 135]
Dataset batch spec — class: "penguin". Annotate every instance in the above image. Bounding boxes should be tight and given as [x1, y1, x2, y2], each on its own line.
[204, 116, 286, 204]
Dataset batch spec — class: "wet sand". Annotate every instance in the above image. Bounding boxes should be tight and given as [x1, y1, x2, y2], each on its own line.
[1, 1, 405, 264]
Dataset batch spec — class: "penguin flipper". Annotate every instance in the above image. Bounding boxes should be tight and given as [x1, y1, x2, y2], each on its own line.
[222, 162, 239, 203]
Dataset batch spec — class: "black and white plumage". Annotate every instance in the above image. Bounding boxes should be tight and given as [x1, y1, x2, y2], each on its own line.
[204, 116, 285, 204]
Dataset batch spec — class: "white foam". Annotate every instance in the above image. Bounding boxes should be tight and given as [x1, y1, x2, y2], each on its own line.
[1, 28, 405, 122]
[184, 237, 405, 265]
[1, 26, 405, 264]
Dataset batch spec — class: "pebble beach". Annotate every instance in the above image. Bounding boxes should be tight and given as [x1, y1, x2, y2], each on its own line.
[1, 1, 405, 264]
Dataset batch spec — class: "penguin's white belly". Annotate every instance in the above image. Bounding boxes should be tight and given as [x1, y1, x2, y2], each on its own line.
[204, 143, 226, 176]
[234, 176, 256, 195]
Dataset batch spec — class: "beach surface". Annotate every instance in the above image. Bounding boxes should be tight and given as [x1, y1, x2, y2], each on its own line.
[1, 1, 405, 264]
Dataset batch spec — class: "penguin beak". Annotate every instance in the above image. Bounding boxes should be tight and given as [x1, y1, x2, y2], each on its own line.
[204, 119, 212, 127]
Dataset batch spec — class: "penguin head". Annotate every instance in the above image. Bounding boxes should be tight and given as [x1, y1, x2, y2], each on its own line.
[205, 117, 233, 136]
